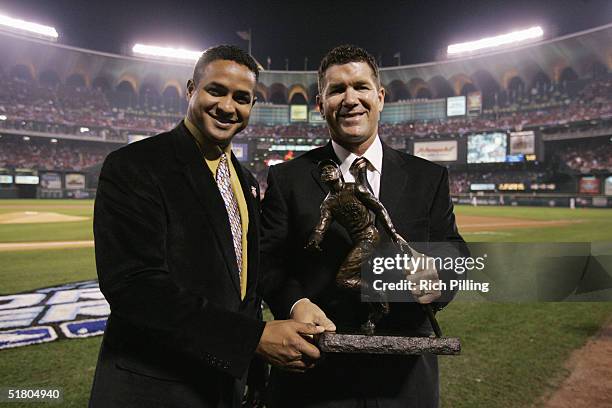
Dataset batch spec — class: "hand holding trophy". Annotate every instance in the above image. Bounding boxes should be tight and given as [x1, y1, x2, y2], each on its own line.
[308, 159, 460, 355]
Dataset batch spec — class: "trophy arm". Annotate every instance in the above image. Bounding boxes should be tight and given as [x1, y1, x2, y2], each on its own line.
[306, 199, 333, 251]
[314, 199, 333, 236]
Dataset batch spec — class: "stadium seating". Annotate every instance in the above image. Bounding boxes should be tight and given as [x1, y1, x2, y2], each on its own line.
[0, 64, 610, 199]
[0, 135, 114, 171]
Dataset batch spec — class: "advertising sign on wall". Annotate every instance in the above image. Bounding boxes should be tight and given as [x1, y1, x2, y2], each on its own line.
[40, 173, 62, 189]
[579, 176, 600, 194]
[65, 174, 86, 190]
[446, 96, 466, 117]
[509, 131, 535, 155]
[413, 140, 458, 162]
[604, 176, 612, 196]
[290, 105, 308, 122]
[15, 175, 39, 185]
[467, 92, 482, 115]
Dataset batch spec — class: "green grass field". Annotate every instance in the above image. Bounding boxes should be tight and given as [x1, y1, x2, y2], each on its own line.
[0, 199, 611, 407]
[0, 200, 93, 243]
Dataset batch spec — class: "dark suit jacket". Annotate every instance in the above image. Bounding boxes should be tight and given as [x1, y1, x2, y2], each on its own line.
[89, 122, 265, 408]
[260, 142, 467, 408]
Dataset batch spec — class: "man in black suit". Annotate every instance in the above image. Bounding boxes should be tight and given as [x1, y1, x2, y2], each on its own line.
[261, 45, 467, 407]
[89, 45, 324, 408]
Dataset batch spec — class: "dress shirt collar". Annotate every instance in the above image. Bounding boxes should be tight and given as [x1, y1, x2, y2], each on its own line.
[184, 117, 231, 159]
[331, 135, 383, 176]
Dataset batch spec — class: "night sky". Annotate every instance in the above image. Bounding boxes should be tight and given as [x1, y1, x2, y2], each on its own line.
[1, 0, 610, 69]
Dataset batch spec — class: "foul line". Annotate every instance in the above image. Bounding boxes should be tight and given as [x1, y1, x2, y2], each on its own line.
[0, 241, 94, 251]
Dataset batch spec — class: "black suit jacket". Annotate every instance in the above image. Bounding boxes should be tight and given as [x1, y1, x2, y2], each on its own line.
[260, 142, 467, 408]
[89, 122, 265, 408]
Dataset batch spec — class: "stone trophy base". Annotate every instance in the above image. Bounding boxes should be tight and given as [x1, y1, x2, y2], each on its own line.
[316, 332, 461, 355]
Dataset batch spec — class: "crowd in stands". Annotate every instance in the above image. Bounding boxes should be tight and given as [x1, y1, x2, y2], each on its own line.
[380, 79, 611, 138]
[554, 138, 612, 173]
[1, 72, 611, 184]
[1, 72, 610, 142]
[0, 136, 113, 171]
[240, 123, 326, 139]
[0, 74, 174, 140]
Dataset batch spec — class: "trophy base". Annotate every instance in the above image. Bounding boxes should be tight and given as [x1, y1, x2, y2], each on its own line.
[317, 332, 461, 355]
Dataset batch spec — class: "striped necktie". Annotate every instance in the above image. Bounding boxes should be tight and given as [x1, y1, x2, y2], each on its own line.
[351, 156, 377, 224]
[216, 153, 243, 279]
[350, 156, 375, 195]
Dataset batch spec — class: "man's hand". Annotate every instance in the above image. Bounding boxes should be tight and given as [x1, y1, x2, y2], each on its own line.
[255, 320, 324, 373]
[290, 299, 336, 332]
[404, 249, 441, 304]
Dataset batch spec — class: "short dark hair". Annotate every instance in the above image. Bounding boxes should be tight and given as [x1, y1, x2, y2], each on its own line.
[318, 45, 380, 93]
[193, 45, 259, 85]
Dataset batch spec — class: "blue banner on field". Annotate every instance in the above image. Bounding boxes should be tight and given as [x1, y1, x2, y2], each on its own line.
[0, 326, 57, 349]
[0, 280, 108, 350]
[60, 318, 107, 338]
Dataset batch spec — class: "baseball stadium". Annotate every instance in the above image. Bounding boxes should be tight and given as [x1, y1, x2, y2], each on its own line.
[0, 1, 611, 407]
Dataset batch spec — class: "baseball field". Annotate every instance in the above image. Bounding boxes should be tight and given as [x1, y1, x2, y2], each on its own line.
[1, 199, 611, 407]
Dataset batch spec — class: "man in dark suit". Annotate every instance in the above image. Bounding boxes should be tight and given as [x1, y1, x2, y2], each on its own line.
[89, 45, 324, 408]
[261, 45, 467, 407]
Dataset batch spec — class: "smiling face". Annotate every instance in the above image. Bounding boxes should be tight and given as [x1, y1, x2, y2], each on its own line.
[317, 61, 385, 155]
[186, 59, 256, 147]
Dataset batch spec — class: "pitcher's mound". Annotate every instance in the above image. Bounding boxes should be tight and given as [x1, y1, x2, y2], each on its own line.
[0, 211, 89, 224]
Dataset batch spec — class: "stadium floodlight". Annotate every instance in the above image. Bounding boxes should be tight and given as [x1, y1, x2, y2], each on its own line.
[132, 43, 203, 62]
[0, 12, 58, 41]
[447, 26, 543, 57]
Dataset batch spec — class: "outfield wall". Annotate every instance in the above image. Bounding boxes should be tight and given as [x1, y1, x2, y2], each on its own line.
[453, 193, 612, 208]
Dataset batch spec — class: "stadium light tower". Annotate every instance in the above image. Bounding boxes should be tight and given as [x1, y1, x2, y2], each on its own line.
[0, 12, 58, 41]
[132, 43, 203, 62]
[447, 26, 543, 58]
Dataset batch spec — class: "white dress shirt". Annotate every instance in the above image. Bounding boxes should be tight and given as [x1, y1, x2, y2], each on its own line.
[331, 135, 383, 198]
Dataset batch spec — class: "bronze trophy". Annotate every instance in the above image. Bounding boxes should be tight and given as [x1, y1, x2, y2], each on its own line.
[307, 159, 460, 355]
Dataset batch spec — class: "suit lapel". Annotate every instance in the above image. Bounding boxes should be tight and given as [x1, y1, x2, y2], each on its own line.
[173, 122, 241, 296]
[378, 143, 412, 234]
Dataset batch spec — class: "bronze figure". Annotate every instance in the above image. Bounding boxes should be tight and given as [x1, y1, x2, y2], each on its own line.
[306, 159, 410, 332]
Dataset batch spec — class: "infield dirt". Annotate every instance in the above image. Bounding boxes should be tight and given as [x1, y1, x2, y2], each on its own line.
[456, 214, 581, 231]
[0, 211, 89, 224]
[542, 320, 612, 407]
